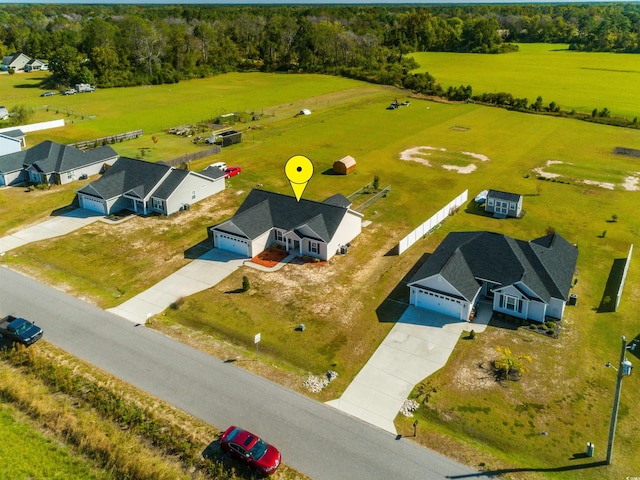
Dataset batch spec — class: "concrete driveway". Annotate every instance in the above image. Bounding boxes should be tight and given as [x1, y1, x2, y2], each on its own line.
[327, 302, 491, 434]
[0, 208, 102, 253]
[107, 248, 246, 324]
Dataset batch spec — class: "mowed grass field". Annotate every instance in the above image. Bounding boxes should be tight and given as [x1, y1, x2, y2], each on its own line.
[409, 43, 640, 119]
[2, 68, 640, 479]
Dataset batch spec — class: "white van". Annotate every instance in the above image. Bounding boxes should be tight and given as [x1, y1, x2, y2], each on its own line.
[209, 162, 226, 171]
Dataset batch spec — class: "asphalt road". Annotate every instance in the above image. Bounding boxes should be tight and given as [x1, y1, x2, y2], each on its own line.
[0, 266, 480, 480]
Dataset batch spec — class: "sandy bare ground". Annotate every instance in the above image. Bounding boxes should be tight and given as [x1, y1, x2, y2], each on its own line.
[622, 174, 640, 191]
[399, 146, 489, 174]
[535, 160, 639, 191]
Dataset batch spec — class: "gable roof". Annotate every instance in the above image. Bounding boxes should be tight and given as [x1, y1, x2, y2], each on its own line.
[217, 189, 355, 242]
[409, 231, 577, 303]
[1, 140, 117, 175]
[487, 189, 521, 202]
[151, 168, 190, 200]
[77, 157, 171, 201]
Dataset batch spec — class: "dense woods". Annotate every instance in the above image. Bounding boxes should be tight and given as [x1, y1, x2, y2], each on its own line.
[1, 3, 639, 91]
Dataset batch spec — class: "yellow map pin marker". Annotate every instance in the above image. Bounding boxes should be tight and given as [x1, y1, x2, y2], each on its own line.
[285, 155, 313, 202]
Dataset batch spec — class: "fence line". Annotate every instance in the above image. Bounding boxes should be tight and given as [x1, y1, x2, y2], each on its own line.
[355, 186, 390, 212]
[615, 244, 633, 311]
[69, 129, 143, 149]
[397, 189, 468, 255]
[163, 146, 221, 167]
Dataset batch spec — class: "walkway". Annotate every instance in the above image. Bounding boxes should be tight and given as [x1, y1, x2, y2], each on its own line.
[0, 208, 101, 253]
[326, 302, 492, 434]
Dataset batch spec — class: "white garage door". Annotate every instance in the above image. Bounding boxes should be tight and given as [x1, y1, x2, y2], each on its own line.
[80, 195, 106, 214]
[215, 232, 250, 257]
[413, 288, 465, 319]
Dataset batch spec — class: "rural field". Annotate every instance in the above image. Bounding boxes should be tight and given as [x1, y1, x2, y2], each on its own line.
[1, 54, 640, 480]
[409, 43, 640, 120]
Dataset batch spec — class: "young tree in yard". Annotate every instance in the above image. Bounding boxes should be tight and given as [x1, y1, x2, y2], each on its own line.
[494, 346, 532, 380]
[10, 105, 34, 126]
[242, 276, 250, 292]
[373, 175, 380, 190]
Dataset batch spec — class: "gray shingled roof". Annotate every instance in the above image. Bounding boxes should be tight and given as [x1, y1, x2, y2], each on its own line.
[199, 166, 225, 180]
[27, 141, 117, 174]
[409, 231, 577, 303]
[77, 157, 171, 201]
[218, 189, 350, 242]
[1, 140, 116, 175]
[152, 168, 189, 200]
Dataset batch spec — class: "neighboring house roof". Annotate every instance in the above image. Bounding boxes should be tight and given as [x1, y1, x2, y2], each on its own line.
[487, 189, 521, 202]
[77, 157, 171, 201]
[1, 52, 31, 68]
[199, 166, 226, 180]
[0, 148, 29, 173]
[23, 141, 117, 175]
[409, 231, 577, 303]
[25, 58, 44, 67]
[0, 129, 25, 141]
[218, 189, 353, 242]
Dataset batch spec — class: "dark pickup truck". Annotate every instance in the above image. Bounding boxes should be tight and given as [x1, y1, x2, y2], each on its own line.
[0, 315, 43, 346]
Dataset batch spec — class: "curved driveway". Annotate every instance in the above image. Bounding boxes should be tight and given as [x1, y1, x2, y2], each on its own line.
[0, 267, 479, 479]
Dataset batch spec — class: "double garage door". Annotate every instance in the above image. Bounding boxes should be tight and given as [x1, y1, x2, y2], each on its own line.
[412, 288, 467, 320]
[215, 232, 250, 257]
[80, 195, 106, 215]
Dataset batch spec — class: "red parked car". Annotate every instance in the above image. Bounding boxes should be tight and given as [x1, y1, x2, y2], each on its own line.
[224, 166, 242, 178]
[220, 426, 281, 476]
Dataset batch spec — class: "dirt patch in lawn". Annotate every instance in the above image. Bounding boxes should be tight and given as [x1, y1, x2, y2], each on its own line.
[399, 146, 489, 174]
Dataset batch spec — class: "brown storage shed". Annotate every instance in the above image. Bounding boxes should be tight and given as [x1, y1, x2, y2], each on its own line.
[333, 155, 356, 175]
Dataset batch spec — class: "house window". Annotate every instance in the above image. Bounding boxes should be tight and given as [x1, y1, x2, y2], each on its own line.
[509, 202, 516, 209]
[191, 190, 196, 200]
[309, 241, 319, 254]
[67, 171, 74, 179]
[503, 294, 521, 312]
[275, 230, 283, 243]
[152, 198, 163, 211]
[487, 199, 494, 206]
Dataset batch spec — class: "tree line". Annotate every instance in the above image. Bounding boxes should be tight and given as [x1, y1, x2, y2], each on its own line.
[1, 3, 638, 91]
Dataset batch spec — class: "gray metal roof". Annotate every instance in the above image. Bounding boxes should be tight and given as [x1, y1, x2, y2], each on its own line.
[409, 231, 577, 303]
[217, 189, 351, 242]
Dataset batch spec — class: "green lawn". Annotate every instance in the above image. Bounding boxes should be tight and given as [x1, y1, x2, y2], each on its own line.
[2, 68, 640, 479]
[0, 404, 111, 480]
[409, 43, 640, 119]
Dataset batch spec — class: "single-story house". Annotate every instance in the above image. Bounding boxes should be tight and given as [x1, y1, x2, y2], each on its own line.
[333, 155, 356, 175]
[408, 231, 578, 322]
[76, 157, 226, 216]
[485, 189, 523, 218]
[210, 189, 363, 261]
[0, 140, 117, 186]
[24, 58, 48, 72]
[1, 53, 31, 71]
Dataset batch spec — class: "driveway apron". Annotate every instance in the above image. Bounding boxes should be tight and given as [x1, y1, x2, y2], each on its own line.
[0, 208, 101, 253]
[327, 303, 491, 434]
[107, 248, 246, 324]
